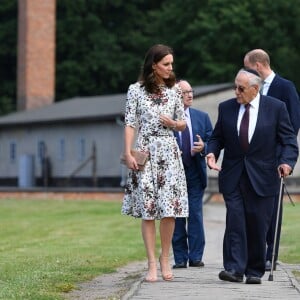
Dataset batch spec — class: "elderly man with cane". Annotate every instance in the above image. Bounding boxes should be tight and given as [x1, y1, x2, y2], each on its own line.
[243, 49, 300, 272]
[207, 68, 298, 284]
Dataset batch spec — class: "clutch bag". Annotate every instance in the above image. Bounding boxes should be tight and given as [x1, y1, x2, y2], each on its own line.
[120, 149, 149, 171]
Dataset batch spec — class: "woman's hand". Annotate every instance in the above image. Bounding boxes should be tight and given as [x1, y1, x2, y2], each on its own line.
[124, 153, 139, 171]
[159, 114, 174, 128]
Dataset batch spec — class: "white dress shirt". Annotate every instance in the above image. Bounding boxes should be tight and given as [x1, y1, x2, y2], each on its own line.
[261, 71, 275, 95]
[237, 93, 260, 143]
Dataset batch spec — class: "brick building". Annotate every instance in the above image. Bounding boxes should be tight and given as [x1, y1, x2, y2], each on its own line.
[17, 0, 56, 111]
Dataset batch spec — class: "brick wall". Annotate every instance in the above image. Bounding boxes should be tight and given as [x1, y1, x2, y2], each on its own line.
[17, 0, 56, 111]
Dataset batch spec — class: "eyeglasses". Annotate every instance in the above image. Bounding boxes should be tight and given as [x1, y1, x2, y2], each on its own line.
[233, 85, 249, 93]
[182, 90, 194, 95]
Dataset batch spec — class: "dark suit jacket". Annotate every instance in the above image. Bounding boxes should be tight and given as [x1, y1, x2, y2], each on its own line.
[207, 95, 298, 197]
[175, 108, 213, 189]
[267, 74, 300, 133]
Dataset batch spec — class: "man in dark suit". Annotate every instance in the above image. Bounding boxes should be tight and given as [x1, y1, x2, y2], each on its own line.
[244, 49, 300, 271]
[172, 80, 213, 268]
[206, 69, 298, 284]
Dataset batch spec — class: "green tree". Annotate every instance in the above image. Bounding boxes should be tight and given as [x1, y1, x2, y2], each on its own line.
[147, 0, 300, 88]
[56, 0, 162, 100]
[0, 0, 299, 115]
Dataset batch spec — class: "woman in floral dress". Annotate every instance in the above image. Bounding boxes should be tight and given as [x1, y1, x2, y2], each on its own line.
[121, 44, 188, 282]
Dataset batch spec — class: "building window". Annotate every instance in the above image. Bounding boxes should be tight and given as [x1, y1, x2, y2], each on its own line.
[10, 142, 17, 163]
[37, 141, 46, 161]
[78, 138, 85, 161]
[59, 139, 65, 161]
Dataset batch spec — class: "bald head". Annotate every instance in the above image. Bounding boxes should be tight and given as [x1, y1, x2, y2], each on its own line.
[244, 49, 272, 79]
[244, 49, 270, 66]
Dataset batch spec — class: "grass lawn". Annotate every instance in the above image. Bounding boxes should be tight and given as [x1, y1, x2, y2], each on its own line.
[279, 202, 300, 263]
[0, 197, 299, 299]
[0, 197, 146, 300]
[281, 202, 300, 283]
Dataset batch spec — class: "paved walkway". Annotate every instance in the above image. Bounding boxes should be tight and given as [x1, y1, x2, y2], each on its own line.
[123, 202, 300, 299]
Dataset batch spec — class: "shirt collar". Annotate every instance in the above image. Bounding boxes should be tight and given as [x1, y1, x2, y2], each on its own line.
[185, 107, 190, 118]
[242, 93, 260, 110]
[249, 92, 260, 109]
[264, 71, 275, 84]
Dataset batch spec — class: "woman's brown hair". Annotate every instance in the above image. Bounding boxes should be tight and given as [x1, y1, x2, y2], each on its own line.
[138, 44, 176, 94]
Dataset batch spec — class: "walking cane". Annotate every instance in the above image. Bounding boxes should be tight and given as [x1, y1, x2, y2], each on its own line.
[268, 175, 284, 281]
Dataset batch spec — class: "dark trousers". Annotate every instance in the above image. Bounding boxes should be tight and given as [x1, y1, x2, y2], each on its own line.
[222, 171, 275, 277]
[266, 193, 282, 262]
[172, 163, 205, 264]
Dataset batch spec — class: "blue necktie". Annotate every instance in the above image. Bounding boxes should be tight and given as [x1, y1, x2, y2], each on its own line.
[181, 125, 192, 166]
[239, 104, 250, 152]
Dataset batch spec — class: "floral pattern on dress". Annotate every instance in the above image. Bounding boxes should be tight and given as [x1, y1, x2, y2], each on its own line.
[121, 82, 188, 220]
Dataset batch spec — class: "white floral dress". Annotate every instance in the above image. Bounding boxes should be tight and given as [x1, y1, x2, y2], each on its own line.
[121, 82, 188, 220]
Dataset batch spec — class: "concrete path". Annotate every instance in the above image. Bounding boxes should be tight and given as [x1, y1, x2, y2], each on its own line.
[123, 202, 300, 299]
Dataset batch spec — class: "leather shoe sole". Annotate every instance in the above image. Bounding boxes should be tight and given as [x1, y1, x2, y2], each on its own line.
[189, 261, 205, 267]
[172, 262, 187, 269]
[245, 276, 261, 284]
[219, 270, 243, 282]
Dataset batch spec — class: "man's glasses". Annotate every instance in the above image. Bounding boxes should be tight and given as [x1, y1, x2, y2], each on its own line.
[233, 85, 253, 93]
[182, 90, 194, 95]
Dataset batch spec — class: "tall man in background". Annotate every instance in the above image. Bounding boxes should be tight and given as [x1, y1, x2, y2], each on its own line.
[172, 80, 213, 268]
[244, 49, 300, 271]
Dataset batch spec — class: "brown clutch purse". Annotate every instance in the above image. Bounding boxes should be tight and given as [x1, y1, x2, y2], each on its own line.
[120, 149, 149, 171]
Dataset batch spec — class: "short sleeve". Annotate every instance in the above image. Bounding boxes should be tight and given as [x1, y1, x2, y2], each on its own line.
[173, 85, 185, 121]
[124, 83, 139, 128]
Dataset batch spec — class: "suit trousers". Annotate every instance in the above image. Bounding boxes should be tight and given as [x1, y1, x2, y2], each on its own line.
[222, 170, 275, 277]
[172, 162, 205, 264]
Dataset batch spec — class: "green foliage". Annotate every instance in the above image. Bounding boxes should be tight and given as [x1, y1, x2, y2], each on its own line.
[56, 0, 157, 100]
[0, 0, 299, 114]
[148, 0, 300, 87]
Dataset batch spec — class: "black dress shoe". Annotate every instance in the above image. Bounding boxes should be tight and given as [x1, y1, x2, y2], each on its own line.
[189, 261, 204, 267]
[245, 276, 261, 284]
[265, 260, 277, 271]
[219, 270, 243, 282]
[172, 262, 187, 269]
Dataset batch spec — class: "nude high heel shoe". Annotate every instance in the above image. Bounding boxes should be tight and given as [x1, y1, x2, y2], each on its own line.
[145, 261, 158, 282]
[159, 255, 174, 281]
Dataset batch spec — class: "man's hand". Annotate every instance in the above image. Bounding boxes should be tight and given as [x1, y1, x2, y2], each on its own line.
[278, 164, 292, 177]
[206, 153, 221, 171]
[192, 134, 204, 154]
